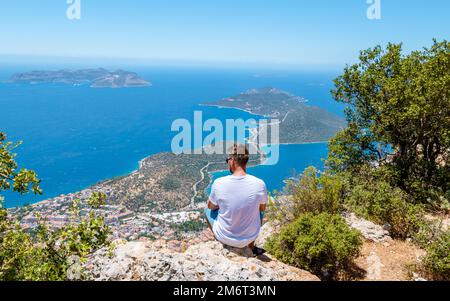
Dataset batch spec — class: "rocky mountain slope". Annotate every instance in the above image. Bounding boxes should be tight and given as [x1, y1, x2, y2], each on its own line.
[85, 233, 319, 281]
[81, 213, 431, 281]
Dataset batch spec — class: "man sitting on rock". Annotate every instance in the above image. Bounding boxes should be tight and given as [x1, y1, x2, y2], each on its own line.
[204, 143, 267, 256]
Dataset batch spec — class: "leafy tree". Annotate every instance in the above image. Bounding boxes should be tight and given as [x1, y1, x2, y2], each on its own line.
[330, 40, 450, 205]
[0, 132, 111, 280]
[0, 132, 42, 199]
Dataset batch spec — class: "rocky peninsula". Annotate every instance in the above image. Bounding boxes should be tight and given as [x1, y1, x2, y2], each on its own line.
[202, 87, 346, 144]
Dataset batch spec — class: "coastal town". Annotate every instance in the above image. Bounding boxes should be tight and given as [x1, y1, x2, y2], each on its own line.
[9, 184, 207, 242]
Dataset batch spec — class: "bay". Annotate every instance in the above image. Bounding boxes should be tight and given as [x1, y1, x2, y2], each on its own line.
[0, 66, 342, 207]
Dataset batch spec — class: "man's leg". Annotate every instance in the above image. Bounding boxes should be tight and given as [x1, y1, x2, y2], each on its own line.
[204, 208, 218, 230]
[249, 211, 266, 246]
[248, 211, 267, 255]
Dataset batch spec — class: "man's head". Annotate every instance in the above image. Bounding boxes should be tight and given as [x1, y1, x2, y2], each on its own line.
[226, 143, 250, 173]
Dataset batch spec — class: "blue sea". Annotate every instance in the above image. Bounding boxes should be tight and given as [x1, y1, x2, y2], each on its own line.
[0, 66, 344, 208]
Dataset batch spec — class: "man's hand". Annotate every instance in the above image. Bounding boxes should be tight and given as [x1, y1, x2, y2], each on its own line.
[260, 204, 267, 212]
[208, 199, 219, 210]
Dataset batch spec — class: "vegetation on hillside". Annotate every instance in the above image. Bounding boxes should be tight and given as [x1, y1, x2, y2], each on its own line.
[329, 39, 449, 208]
[268, 40, 449, 280]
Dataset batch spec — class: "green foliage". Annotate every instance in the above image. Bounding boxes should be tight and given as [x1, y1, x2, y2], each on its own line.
[172, 220, 206, 233]
[344, 166, 425, 239]
[412, 217, 446, 249]
[330, 40, 450, 206]
[266, 213, 362, 280]
[87, 191, 108, 209]
[0, 131, 111, 280]
[270, 167, 345, 223]
[267, 41, 448, 280]
[0, 132, 42, 196]
[327, 124, 380, 172]
[271, 163, 426, 241]
[291, 167, 345, 215]
[0, 193, 111, 281]
[422, 232, 450, 280]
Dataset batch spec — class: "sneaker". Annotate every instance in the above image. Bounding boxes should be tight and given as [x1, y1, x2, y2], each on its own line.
[251, 247, 266, 257]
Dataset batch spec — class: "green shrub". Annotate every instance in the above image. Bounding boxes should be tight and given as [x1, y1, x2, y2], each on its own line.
[345, 172, 424, 239]
[422, 232, 450, 281]
[412, 218, 446, 248]
[330, 40, 450, 208]
[265, 213, 362, 280]
[269, 167, 346, 223]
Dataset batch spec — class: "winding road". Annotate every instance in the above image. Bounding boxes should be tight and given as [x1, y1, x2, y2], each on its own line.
[189, 160, 224, 208]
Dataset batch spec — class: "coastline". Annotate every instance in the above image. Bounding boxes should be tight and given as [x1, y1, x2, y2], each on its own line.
[10, 101, 330, 209]
[278, 141, 329, 145]
[198, 103, 271, 118]
[9, 141, 329, 210]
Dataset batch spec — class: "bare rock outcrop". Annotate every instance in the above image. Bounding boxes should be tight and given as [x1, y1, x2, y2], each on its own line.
[343, 212, 392, 244]
[86, 239, 319, 281]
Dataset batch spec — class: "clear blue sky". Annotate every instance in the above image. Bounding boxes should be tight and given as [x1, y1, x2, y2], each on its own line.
[0, 0, 448, 68]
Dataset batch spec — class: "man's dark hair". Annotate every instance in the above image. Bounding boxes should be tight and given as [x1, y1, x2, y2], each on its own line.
[228, 143, 250, 167]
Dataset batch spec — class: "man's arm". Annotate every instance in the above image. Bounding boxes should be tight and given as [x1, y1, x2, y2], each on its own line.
[208, 199, 219, 210]
[208, 181, 220, 210]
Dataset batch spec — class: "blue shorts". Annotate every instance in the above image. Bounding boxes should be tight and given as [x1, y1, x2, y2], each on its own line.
[204, 208, 219, 227]
[204, 208, 265, 227]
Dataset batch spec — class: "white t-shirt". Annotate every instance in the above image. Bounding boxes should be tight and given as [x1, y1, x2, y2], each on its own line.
[209, 174, 268, 248]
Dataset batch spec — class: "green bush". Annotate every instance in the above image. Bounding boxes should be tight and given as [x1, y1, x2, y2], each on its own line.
[344, 167, 424, 239]
[271, 164, 427, 241]
[265, 213, 362, 280]
[269, 167, 346, 223]
[0, 193, 111, 281]
[412, 218, 446, 249]
[422, 232, 450, 281]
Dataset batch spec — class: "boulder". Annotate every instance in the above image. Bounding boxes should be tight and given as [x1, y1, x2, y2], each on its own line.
[343, 212, 392, 244]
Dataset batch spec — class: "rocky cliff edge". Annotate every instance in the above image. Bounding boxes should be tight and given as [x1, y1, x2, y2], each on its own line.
[85, 231, 319, 281]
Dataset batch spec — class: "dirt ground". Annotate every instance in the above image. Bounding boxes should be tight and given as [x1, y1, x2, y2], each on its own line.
[354, 240, 426, 281]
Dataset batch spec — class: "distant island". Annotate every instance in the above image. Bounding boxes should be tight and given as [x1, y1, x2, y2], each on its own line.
[7, 68, 151, 88]
[202, 87, 346, 144]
